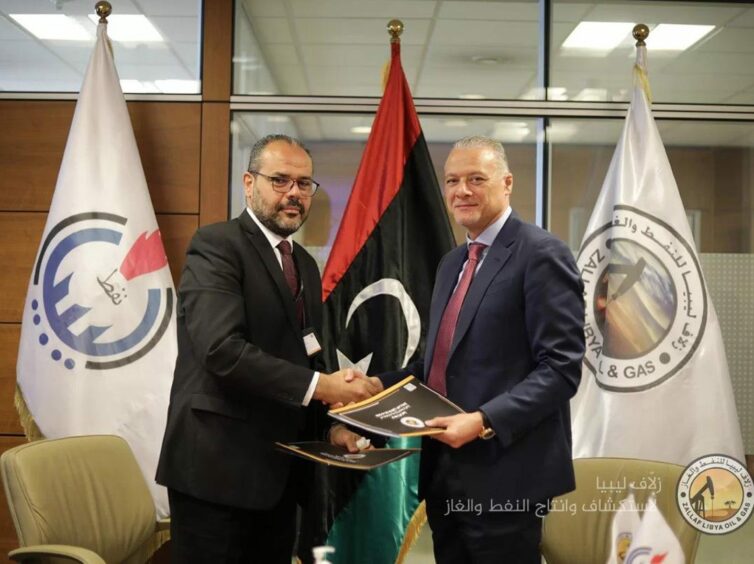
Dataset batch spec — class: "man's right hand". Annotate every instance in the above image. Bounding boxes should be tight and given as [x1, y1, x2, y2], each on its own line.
[313, 369, 383, 406]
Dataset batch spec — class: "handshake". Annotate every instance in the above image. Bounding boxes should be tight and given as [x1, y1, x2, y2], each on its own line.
[313, 368, 383, 406]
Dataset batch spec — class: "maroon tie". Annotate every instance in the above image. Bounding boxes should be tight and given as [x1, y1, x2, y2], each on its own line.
[427, 242, 486, 396]
[277, 240, 303, 326]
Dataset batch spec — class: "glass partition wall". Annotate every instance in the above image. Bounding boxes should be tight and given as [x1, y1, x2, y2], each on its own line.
[230, 0, 754, 452]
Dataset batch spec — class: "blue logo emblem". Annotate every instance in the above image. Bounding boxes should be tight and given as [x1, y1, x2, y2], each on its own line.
[30, 212, 173, 370]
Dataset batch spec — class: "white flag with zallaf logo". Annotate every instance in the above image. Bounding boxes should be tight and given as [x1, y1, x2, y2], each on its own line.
[606, 493, 641, 564]
[570, 44, 744, 465]
[623, 497, 685, 564]
[16, 22, 175, 517]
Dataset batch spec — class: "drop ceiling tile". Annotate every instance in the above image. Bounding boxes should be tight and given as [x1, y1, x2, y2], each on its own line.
[438, 1, 538, 21]
[171, 41, 200, 73]
[150, 16, 199, 43]
[698, 27, 754, 53]
[290, 0, 437, 19]
[0, 61, 81, 90]
[253, 17, 294, 44]
[425, 43, 537, 70]
[263, 44, 301, 67]
[243, 0, 287, 18]
[551, 3, 595, 24]
[269, 63, 309, 93]
[727, 7, 754, 28]
[294, 17, 431, 45]
[0, 38, 55, 63]
[139, 0, 200, 17]
[116, 63, 192, 81]
[665, 51, 754, 76]
[301, 43, 422, 68]
[430, 19, 538, 47]
[588, 3, 743, 26]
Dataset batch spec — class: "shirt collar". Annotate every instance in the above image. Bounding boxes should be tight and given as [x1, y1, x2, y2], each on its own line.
[246, 207, 294, 252]
[466, 206, 513, 248]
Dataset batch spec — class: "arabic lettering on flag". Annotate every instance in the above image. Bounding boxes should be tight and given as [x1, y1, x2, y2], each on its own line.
[298, 32, 455, 564]
[15, 21, 176, 518]
[571, 36, 745, 466]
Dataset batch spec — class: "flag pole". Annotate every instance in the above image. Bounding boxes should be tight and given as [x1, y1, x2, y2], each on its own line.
[95, 1, 112, 23]
[381, 20, 404, 91]
[383, 19, 430, 564]
[632, 23, 652, 102]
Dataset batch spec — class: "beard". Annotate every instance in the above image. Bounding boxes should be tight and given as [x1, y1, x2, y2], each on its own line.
[251, 190, 308, 237]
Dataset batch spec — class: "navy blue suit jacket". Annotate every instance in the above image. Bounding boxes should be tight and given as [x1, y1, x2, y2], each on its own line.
[382, 211, 585, 505]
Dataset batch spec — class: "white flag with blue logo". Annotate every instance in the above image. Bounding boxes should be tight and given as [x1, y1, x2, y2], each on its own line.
[571, 43, 745, 466]
[16, 22, 175, 517]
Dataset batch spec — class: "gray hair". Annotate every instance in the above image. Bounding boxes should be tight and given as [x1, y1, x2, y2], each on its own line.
[452, 136, 510, 174]
[247, 134, 312, 172]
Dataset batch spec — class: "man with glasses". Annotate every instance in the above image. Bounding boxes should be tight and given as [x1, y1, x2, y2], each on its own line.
[157, 134, 381, 563]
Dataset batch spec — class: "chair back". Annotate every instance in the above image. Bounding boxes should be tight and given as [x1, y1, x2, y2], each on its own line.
[541, 457, 700, 564]
[1, 435, 156, 563]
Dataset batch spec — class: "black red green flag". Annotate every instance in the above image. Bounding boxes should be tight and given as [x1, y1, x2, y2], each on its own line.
[299, 39, 455, 564]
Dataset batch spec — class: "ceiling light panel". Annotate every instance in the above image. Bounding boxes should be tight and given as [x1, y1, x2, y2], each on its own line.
[562, 21, 635, 51]
[648, 24, 715, 50]
[10, 14, 91, 41]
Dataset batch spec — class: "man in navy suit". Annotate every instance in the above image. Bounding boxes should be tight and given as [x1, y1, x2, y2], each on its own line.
[381, 136, 585, 563]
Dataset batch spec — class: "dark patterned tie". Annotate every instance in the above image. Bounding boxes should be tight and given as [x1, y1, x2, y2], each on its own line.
[277, 240, 303, 326]
[427, 242, 487, 396]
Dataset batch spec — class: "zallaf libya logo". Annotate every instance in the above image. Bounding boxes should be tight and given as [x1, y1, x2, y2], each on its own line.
[26, 212, 174, 371]
[676, 454, 754, 534]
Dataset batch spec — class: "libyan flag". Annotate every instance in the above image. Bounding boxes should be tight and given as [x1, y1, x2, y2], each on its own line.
[298, 40, 455, 564]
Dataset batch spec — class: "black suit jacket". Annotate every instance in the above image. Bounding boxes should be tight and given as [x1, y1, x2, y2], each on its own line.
[382, 212, 585, 505]
[156, 212, 325, 510]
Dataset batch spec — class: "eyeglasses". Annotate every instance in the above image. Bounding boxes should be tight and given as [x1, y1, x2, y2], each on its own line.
[249, 170, 320, 197]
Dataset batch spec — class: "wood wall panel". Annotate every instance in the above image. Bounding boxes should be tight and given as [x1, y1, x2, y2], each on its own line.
[0, 101, 71, 212]
[156, 214, 199, 285]
[200, 103, 230, 225]
[128, 103, 201, 214]
[0, 102, 201, 215]
[202, 0, 232, 101]
[0, 213, 46, 323]
[0, 326, 23, 435]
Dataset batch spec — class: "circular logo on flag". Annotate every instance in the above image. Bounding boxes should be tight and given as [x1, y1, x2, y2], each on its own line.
[676, 454, 754, 534]
[28, 212, 173, 371]
[578, 205, 706, 392]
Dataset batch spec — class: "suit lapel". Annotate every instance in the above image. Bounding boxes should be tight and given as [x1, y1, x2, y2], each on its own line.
[449, 213, 520, 359]
[424, 245, 466, 376]
[238, 212, 301, 336]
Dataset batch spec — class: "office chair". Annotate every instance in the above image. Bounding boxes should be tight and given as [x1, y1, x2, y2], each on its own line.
[541, 457, 700, 564]
[1, 435, 169, 563]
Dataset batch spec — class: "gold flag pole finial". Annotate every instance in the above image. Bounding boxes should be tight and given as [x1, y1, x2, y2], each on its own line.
[633, 23, 649, 47]
[632, 23, 652, 101]
[95, 1, 112, 23]
[387, 19, 404, 44]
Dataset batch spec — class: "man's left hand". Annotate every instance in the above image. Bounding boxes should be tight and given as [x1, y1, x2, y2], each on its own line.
[425, 412, 485, 448]
[329, 424, 373, 453]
